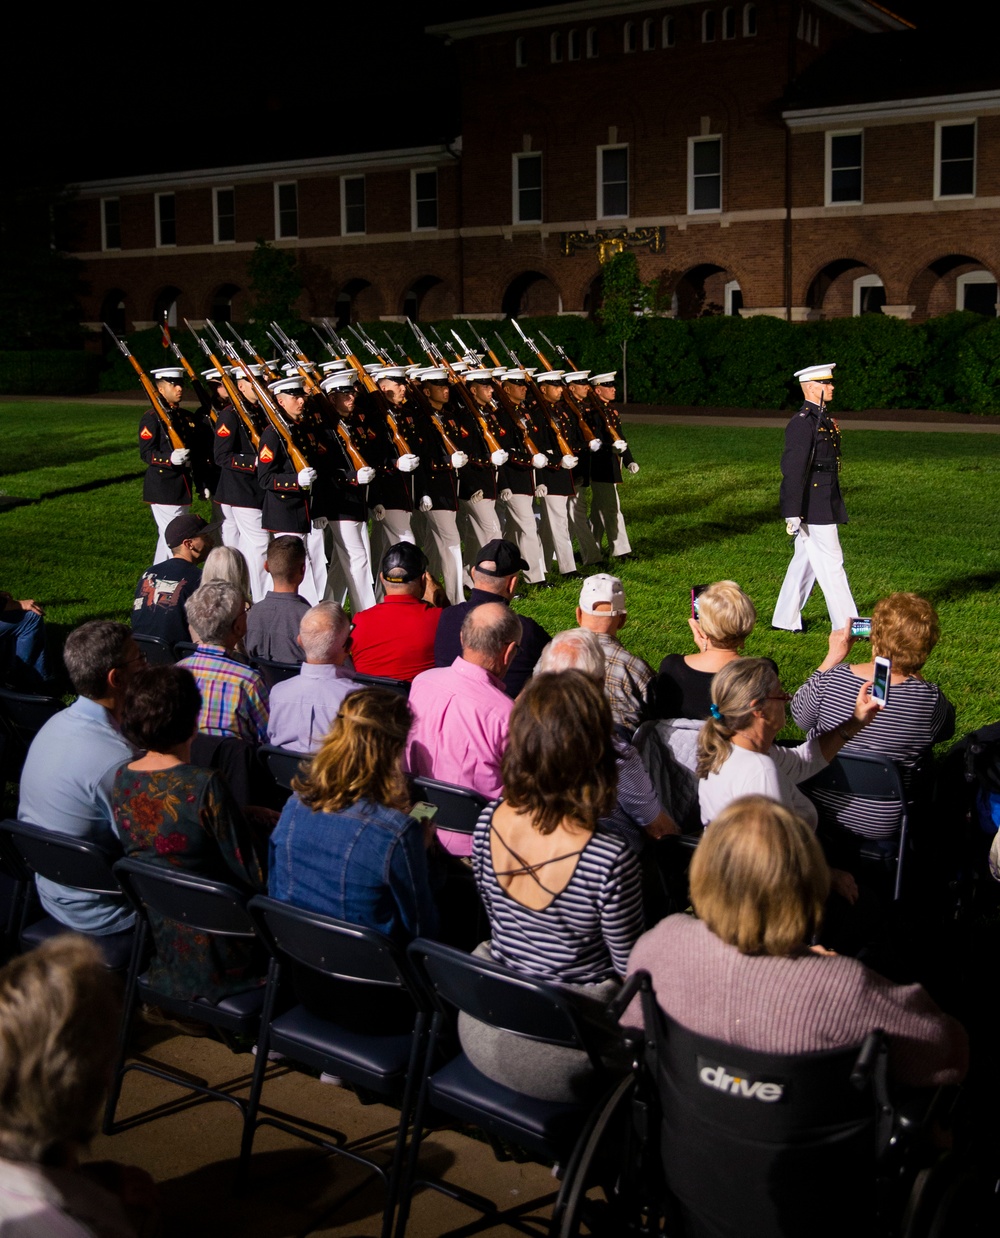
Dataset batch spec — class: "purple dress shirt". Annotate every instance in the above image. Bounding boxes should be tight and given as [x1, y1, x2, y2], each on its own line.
[405, 657, 513, 855]
[266, 662, 363, 753]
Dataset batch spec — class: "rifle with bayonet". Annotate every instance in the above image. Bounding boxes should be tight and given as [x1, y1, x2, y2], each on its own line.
[539, 329, 620, 445]
[160, 318, 217, 423]
[322, 320, 415, 459]
[104, 323, 188, 451]
[225, 325, 279, 383]
[405, 319, 470, 458]
[213, 331, 311, 475]
[191, 319, 264, 451]
[511, 319, 600, 452]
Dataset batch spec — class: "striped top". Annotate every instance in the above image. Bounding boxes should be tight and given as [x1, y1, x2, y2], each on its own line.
[791, 663, 955, 839]
[472, 801, 644, 985]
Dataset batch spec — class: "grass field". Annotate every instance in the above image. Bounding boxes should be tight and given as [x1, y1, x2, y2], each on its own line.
[2, 401, 999, 738]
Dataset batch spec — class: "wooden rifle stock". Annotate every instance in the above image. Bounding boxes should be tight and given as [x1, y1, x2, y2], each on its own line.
[278, 344, 371, 474]
[187, 320, 261, 450]
[105, 324, 187, 451]
[525, 376, 575, 460]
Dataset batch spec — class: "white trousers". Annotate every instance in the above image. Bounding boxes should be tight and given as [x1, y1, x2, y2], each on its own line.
[229, 506, 271, 603]
[772, 523, 857, 631]
[590, 481, 632, 558]
[371, 508, 416, 601]
[539, 495, 577, 575]
[324, 520, 376, 614]
[568, 490, 603, 565]
[150, 503, 188, 565]
[414, 509, 464, 604]
[498, 492, 546, 584]
[458, 496, 502, 570]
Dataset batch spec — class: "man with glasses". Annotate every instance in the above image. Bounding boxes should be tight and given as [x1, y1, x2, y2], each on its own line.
[772, 363, 857, 633]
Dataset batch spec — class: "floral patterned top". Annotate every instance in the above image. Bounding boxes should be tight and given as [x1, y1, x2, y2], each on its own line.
[112, 763, 268, 1002]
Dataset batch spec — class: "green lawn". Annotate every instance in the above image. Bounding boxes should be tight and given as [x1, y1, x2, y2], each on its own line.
[2, 402, 999, 737]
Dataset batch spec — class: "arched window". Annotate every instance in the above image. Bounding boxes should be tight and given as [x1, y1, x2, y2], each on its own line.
[813, 17, 820, 45]
[743, 3, 757, 35]
[663, 15, 675, 46]
[515, 36, 526, 67]
[642, 18, 656, 49]
[703, 11, 716, 42]
[550, 32, 562, 62]
[100, 289, 126, 335]
[853, 275, 885, 317]
[586, 26, 598, 57]
[568, 29, 580, 60]
[210, 284, 240, 323]
[624, 21, 637, 52]
[723, 7, 736, 38]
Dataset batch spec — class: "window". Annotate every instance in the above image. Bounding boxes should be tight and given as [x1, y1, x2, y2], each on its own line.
[586, 26, 598, 57]
[643, 18, 656, 49]
[826, 131, 863, 205]
[723, 7, 736, 38]
[598, 145, 628, 218]
[412, 169, 438, 230]
[703, 10, 716, 41]
[550, 32, 562, 62]
[515, 36, 526, 67]
[213, 187, 235, 244]
[275, 182, 298, 238]
[341, 176, 365, 234]
[155, 193, 175, 247]
[744, 3, 757, 35]
[936, 121, 976, 198]
[956, 270, 997, 315]
[568, 29, 580, 60]
[853, 275, 885, 316]
[101, 198, 120, 251]
[689, 136, 722, 212]
[663, 15, 675, 46]
[724, 280, 743, 316]
[514, 153, 542, 223]
[624, 21, 637, 52]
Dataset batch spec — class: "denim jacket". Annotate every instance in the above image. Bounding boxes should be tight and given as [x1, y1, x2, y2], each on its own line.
[268, 795, 439, 942]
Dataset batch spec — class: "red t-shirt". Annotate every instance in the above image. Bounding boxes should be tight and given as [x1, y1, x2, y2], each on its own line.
[349, 595, 443, 683]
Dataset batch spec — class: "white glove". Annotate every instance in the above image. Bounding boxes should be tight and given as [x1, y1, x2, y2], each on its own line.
[356, 466, 376, 485]
[531, 452, 548, 469]
[170, 448, 190, 466]
[312, 516, 328, 530]
[419, 495, 433, 512]
[588, 438, 602, 453]
[297, 467, 317, 488]
[395, 453, 420, 473]
[613, 439, 628, 454]
[561, 454, 578, 470]
[372, 504, 386, 521]
[785, 517, 801, 536]
[499, 488, 513, 501]
[202, 486, 212, 500]
[626, 462, 639, 475]
[534, 484, 548, 498]
[450, 451, 468, 470]
[490, 449, 509, 466]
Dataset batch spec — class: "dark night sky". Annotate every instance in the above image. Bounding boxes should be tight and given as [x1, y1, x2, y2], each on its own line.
[8, 1, 976, 183]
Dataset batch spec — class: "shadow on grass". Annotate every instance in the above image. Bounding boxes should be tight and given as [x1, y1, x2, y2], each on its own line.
[923, 571, 1000, 604]
[0, 471, 145, 512]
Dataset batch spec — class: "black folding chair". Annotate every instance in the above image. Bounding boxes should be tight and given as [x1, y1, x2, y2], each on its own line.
[0, 818, 134, 970]
[130, 633, 177, 665]
[260, 744, 311, 792]
[104, 857, 269, 1142]
[0, 687, 64, 782]
[409, 777, 489, 838]
[173, 640, 199, 659]
[396, 938, 643, 1238]
[244, 896, 431, 1237]
[352, 672, 411, 698]
[802, 752, 911, 900]
[250, 656, 301, 689]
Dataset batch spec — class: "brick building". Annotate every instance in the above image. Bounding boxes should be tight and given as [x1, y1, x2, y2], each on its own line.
[69, 0, 1000, 332]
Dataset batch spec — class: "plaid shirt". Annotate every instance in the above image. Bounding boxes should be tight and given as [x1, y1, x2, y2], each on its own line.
[179, 645, 269, 746]
[597, 632, 653, 737]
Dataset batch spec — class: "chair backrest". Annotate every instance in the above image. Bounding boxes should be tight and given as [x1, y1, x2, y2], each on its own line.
[802, 751, 906, 805]
[251, 657, 301, 689]
[0, 688, 65, 744]
[249, 895, 420, 999]
[113, 857, 256, 938]
[131, 633, 177, 666]
[351, 672, 410, 699]
[1, 818, 123, 895]
[173, 640, 198, 659]
[632, 719, 702, 834]
[641, 983, 889, 1238]
[408, 938, 608, 1066]
[410, 777, 489, 836]
[260, 744, 311, 792]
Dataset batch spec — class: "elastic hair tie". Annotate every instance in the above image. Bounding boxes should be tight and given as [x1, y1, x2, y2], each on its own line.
[709, 703, 722, 721]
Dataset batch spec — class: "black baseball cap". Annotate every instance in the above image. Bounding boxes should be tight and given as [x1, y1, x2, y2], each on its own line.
[474, 539, 529, 576]
[165, 513, 220, 549]
[381, 542, 428, 583]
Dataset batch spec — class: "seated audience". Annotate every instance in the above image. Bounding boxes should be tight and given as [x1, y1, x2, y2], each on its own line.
[113, 665, 268, 1002]
[266, 602, 361, 753]
[0, 589, 50, 692]
[244, 536, 310, 664]
[626, 795, 968, 1087]
[269, 688, 439, 942]
[200, 545, 253, 607]
[460, 670, 644, 1102]
[433, 539, 550, 697]
[349, 543, 442, 683]
[648, 580, 772, 721]
[406, 602, 521, 853]
[18, 620, 140, 939]
[576, 573, 653, 734]
[131, 513, 214, 648]
[792, 594, 955, 842]
[179, 581, 269, 745]
[0, 937, 156, 1235]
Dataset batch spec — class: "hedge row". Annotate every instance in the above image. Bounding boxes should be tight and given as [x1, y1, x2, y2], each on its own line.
[11, 312, 1000, 412]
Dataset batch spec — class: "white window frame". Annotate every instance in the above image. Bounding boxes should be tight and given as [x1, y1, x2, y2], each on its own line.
[623, 21, 637, 52]
[935, 119, 977, 200]
[213, 187, 235, 244]
[100, 197, 120, 251]
[154, 192, 176, 248]
[568, 28, 580, 60]
[743, 3, 757, 36]
[663, 15, 675, 46]
[550, 31, 562, 62]
[340, 175, 366, 236]
[722, 6, 736, 39]
[956, 269, 997, 314]
[702, 10, 716, 41]
[586, 26, 598, 57]
[642, 17, 656, 49]
[853, 274, 884, 316]
[688, 135, 723, 214]
[274, 181, 298, 239]
[411, 168, 439, 231]
[597, 144, 629, 220]
[724, 280, 742, 316]
[515, 36, 526, 67]
[825, 129, 863, 206]
[513, 152, 543, 224]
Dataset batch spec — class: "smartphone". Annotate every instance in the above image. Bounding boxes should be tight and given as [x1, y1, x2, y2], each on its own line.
[409, 801, 439, 824]
[850, 617, 872, 639]
[691, 584, 710, 621]
[871, 656, 891, 707]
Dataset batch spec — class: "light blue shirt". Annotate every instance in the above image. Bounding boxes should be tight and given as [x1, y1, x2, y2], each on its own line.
[17, 696, 136, 934]
[265, 663, 362, 753]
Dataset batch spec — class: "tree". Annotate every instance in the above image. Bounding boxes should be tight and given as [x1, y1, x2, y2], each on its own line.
[247, 239, 303, 325]
[596, 250, 653, 401]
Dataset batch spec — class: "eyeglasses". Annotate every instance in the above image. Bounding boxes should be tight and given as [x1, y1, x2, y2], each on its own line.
[766, 692, 793, 703]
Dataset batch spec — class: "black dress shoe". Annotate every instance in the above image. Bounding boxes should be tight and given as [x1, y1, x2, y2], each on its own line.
[770, 625, 805, 635]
